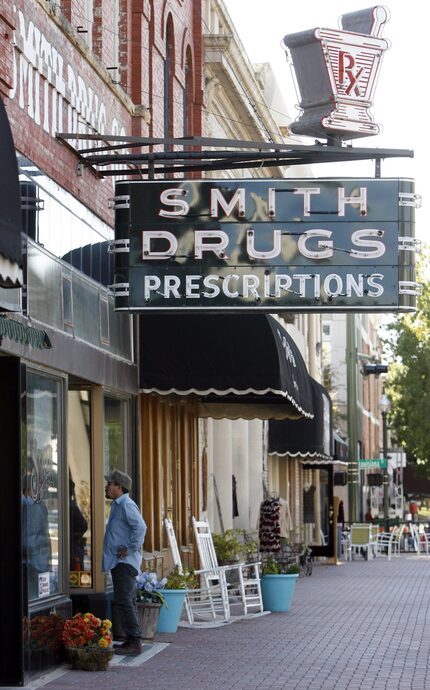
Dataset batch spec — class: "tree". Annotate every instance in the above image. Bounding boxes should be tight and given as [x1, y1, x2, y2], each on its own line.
[382, 248, 430, 468]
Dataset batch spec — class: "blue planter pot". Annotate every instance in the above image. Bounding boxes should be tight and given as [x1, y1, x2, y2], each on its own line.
[156, 590, 187, 633]
[261, 574, 299, 612]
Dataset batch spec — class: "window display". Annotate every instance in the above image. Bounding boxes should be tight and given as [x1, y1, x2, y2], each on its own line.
[24, 372, 61, 601]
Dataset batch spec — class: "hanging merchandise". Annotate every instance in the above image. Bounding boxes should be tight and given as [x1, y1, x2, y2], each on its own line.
[232, 475, 239, 518]
[259, 496, 281, 552]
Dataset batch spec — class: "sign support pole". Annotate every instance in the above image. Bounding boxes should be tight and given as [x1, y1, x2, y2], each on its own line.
[347, 313, 359, 523]
[382, 412, 389, 529]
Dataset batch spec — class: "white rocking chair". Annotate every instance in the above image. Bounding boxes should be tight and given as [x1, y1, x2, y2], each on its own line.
[192, 517, 263, 616]
[164, 518, 230, 623]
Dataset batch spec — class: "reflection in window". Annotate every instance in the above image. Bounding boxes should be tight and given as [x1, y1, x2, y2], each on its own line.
[23, 372, 61, 601]
[104, 395, 129, 588]
[68, 391, 92, 588]
[17, 154, 114, 286]
[104, 396, 128, 475]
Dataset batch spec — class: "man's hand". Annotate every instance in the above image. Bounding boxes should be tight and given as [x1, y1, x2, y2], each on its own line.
[117, 545, 128, 559]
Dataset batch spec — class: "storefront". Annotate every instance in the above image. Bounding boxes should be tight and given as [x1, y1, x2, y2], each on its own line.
[138, 312, 314, 558]
[0, 239, 136, 686]
[0, 0, 203, 682]
[268, 379, 342, 558]
[0, 57, 137, 689]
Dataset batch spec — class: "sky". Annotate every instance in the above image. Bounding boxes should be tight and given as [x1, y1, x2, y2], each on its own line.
[223, 0, 428, 240]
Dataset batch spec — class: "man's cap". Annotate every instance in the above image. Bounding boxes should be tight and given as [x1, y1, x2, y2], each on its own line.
[104, 469, 132, 491]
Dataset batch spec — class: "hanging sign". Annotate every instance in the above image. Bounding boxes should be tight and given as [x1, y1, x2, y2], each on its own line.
[282, 6, 390, 139]
[111, 178, 418, 313]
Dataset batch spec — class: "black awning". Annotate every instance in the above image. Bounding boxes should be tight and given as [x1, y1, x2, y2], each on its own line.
[268, 378, 333, 460]
[139, 314, 313, 420]
[0, 98, 22, 288]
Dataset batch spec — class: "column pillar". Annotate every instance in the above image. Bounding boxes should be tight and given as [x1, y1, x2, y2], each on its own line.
[248, 420, 263, 530]
[205, 418, 214, 527]
[212, 418, 232, 532]
[231, 419, 249, 529]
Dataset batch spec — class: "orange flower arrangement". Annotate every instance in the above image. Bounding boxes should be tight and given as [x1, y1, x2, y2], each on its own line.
[62, 612, 112, 650]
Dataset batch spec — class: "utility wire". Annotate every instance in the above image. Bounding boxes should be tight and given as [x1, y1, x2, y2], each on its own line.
[44, 0, 317, 144]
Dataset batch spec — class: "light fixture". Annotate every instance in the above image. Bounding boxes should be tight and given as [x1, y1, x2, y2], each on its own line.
[379, 393, 391, 415]
[363, 363, 388, 376]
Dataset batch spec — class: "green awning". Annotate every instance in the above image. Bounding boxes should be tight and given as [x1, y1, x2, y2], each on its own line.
[0, 317, 52, 349]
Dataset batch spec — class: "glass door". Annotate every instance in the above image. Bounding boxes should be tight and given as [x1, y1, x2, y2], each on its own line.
[68, 390, 92, 589]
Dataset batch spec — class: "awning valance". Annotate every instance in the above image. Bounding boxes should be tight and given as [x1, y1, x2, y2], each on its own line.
[0, 98, 22, 288]
[139, 314, 314, 420]
[0, 317, 52, 349]
[268, 378, 333, 460]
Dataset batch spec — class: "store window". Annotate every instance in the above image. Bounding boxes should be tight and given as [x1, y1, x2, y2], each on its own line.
[23, 372, 62, 602]
[183, 49, 193, 137]
[68, 390, 92, 588]
[18, 155, 114, 286]
[164, 17, 175, 141]
[104, 395, 129, 586]
[104, 396, 129, 476]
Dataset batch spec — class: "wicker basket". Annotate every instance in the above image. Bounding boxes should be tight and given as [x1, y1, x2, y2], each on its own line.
[66, 646, 113, 671]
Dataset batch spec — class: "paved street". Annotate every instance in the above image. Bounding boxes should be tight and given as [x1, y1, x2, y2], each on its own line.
[32, 555, 430, 690]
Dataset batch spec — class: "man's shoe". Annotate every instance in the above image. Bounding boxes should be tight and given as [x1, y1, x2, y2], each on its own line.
[114, 640, 142, 656]
[113, 640, 130, 650]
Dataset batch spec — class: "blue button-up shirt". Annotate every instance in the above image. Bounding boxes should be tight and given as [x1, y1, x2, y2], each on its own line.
[102, 493, 146, 574]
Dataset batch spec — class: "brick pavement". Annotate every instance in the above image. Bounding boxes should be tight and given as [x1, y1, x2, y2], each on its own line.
[33, 555, 430, 690]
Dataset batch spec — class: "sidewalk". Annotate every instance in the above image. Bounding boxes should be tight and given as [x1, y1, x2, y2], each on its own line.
[30, 555, 430, 690]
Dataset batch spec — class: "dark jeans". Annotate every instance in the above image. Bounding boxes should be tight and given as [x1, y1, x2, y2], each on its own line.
[111, 563, 140, 640]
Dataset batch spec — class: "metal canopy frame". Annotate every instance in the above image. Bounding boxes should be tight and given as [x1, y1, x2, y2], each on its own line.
[55, 134, 414, 178]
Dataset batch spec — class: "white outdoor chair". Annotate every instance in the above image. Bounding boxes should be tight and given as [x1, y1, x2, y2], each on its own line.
[164, 518, 230, 623]
[341, 531, 352, 561]
[192, 517, 263, 616]
[409, 523, 429, 556]
[376, 526, 401, 560]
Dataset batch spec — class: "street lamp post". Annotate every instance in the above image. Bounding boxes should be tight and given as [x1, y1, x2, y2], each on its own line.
[379, 393, 391, 529]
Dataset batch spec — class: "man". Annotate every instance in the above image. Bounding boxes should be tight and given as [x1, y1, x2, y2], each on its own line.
[410, 500, 418, 523]
[103, 469, 146, 656]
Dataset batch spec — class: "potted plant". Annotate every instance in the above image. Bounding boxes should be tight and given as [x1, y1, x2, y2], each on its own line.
[212, 529, 244, 564]
[134, 571, 167, 640]
[260, 556, 300, 612]
[156, 566, 197, 633]
[213, 529, 260, 564]
[213, 529, 260, 587]
[62, 612, 113, 671]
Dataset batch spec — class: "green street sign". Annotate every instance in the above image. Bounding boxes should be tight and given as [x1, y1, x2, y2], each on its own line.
[359, 458, 387, 469]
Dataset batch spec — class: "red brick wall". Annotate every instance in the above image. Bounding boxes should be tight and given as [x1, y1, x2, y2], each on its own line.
[0, 0, 203, 223]
[0, 5, 15, 96]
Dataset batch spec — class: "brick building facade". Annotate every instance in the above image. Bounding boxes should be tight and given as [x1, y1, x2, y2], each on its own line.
[0, 0, 202, 684]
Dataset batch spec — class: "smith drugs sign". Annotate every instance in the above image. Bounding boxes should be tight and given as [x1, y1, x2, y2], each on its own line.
[112, 179, 418, 313]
